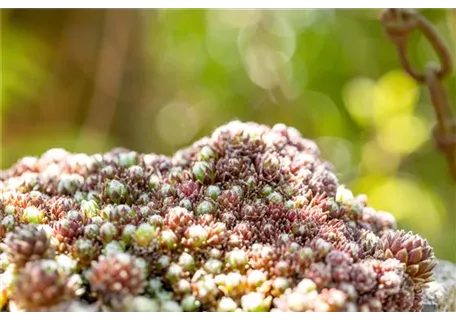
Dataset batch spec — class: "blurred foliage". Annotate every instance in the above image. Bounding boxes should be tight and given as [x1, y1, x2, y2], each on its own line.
[1, 9, 455, 262]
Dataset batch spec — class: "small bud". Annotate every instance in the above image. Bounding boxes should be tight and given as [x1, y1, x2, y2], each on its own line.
[134, 223, 157, 247]
[101, 165, 114, 178]
[4, 205, 16, 215]
[204, 259, 223, 274]
[223, 272, 244, 296]
[227, 249, 248, 269]
[210, 248, 222, 259]
[166, 263, 183, 284]
[66, 210, 83, 222]
[156, 255, 170, 270]
[336, 185, 354, 204]
[297, 279, 317, 294]
[81, 200, 99, 218]
[84, 224, 99, 239]
[118, 151, 138, 167]
[128, 296, 160, 312]
[90, 216, 103, 226]
[272, 277, 290, 296]
[163, 196, 174, 206]
[128, 165, 144, 181]
[262, 185, 273, 196]
[288, 242, 300, 253]
[285, 200, 295, 209]
[0, 253, 9, 272]
[314, 238, 331, 259]
[148, 175, 160, 191]
[137, 193, 150, 205]
[161, 301, 182, 312]
[247, 270, 267, 288]
[178, 253, 195, 271]
[206, 185, 221, 200]
[99, 222, 118, 243]
[57, 174, 83, 195]
[186, 225, 208, 247]
[22, 206, 45, 224]
[160, 230, 177, 250]
[149, 215, 164, 228]
[139, 205, 153, 217]
[111, 204, 137, 224]
[196, 201, 214, 216]
[74, 191, 86, 204]
[72, 239, 99, 266]
[147, 278, 163, 295]
[104, 180, 128, 204]
[179, 198, 193, 211]
[245, 176, 257, 189]
[279, 233, 290, 243]
[103, 241, 125, 255]
[1, 216, 15, 233]
[198, 146, 217, 161]
[135, 257, 149, 278]
[181, 295, 201, 311]
[161, 184, 173, 197]
[231, 185, 243, 198]
[122, 224, 136, 245]
[268, 192, 283, 203]
[192, 161, 214, 185]
[87, 191, 101, 204]
[175, 279, 191, 294]
[217, 297, 237, 312]
[241, 292, 271, 312]
[21, 173, 39, 191]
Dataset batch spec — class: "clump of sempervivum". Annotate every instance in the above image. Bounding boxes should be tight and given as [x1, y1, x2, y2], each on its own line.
[87, 253, 147, 307]
[9, 259, 75, 311]
[1, 225, 53, 269]
[0, 121, 436, 312]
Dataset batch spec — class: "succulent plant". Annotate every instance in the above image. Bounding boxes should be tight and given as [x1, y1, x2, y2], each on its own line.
[71, 239, 100, 268]
[1, 225, 52, 268]
[87, 253, 146, 303]
[10, 259, 69, 310]
[382, 230, 436, 283]
[0, 121, 436, 312]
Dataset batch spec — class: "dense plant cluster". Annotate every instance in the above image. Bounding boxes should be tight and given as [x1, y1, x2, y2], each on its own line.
[0, 121, 435, 312]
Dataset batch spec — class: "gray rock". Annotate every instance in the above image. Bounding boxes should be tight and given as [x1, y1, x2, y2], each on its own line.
[423, 260, 456, 312]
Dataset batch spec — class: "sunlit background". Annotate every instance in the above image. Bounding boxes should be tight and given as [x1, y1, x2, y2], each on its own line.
[1, 9, 455, 262]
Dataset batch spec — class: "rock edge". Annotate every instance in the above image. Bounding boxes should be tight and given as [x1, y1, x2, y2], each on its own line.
[423, 260, 456, 312]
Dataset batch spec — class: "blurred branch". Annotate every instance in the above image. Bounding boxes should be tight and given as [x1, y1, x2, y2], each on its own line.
[77, 10, 133, 151]
[381, 9, 456, 182]
[37, 12, 90, 125]
[447, 10, 456, 52]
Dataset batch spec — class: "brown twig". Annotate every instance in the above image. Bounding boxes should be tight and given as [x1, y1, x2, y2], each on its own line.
[380, 9, 456, 182]
[77, 10, 133, 151]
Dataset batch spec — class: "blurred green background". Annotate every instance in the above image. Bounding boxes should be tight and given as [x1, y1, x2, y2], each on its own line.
[1, 9, 455, 262]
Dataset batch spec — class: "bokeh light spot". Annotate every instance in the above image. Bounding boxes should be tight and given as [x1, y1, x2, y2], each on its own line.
[358, 176, 443, 236]
[156, 101, 201, 147]
[208, 10, 261, 29]
[361, 139, 401, 174]
[342, 77, 376, 127]
[243, 45, 292, 90]
[373, 70, 419, 126]
[377, 114, 429, 155]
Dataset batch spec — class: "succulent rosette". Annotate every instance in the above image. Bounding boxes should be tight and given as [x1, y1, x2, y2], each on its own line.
[0, 121, 436, 311]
